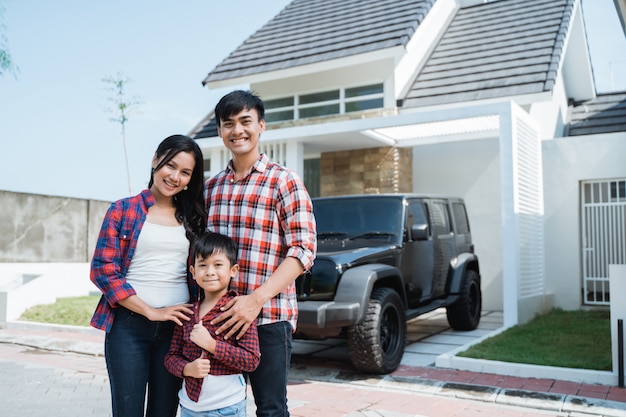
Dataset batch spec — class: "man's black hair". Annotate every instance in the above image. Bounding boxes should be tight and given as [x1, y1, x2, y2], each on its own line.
[214, 90, 265, 126]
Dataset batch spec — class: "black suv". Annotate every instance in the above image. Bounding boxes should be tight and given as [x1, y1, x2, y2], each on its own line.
[295, 194, 481, 374]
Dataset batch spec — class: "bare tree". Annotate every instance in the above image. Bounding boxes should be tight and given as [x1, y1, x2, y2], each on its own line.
[0, 2, 18, 77]
[103, 72, 142, 195]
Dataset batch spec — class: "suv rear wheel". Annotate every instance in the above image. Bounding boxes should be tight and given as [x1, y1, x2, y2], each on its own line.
[346, 287, 406, 374]
[446, 269, 481, 330]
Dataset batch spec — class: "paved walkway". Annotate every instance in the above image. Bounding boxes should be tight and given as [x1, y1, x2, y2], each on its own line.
[1, 311, 625, 417]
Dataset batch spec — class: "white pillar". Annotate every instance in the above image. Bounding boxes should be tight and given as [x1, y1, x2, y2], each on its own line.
[499, 104, 519, 328]
[285, 141, 304, 177]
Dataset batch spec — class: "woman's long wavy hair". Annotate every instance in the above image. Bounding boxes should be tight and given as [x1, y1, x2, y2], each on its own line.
[148, 135, 206, 241]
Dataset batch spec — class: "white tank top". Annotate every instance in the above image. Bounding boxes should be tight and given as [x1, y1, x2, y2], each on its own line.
[125, 221, 190, 308]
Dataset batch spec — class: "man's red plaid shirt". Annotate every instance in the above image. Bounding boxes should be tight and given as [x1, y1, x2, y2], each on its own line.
[205, 154, 317, 329]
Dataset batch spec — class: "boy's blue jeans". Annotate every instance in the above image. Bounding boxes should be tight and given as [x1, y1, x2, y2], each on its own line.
[247, 321, 293, 417]
[105, 307, 182, 417]
[180, 398, 247, 417]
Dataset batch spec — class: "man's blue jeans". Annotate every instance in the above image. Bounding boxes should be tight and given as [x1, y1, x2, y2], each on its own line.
[105, 307, 182, 417]
[247, 321, 293, 417]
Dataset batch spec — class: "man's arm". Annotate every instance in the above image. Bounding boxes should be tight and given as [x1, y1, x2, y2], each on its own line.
[212, 257, 304, 340]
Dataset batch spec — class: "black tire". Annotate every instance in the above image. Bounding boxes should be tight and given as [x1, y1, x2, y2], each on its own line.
[346, 287, 406, 374]
[446, 269, 482, 330]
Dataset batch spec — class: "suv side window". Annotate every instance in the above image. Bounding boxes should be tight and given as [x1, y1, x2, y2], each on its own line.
[451, 202, 470, 234]
[430, 201, 451, 235]
[407, 200, 428, 226]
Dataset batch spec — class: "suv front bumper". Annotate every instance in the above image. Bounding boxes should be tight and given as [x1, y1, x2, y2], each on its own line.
[295, 300, 360, 339]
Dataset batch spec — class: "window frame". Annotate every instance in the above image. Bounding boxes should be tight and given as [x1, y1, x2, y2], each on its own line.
[264, 83, 384, 123]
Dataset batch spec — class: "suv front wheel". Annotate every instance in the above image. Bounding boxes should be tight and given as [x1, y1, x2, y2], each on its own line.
[346, 287, 406, 374]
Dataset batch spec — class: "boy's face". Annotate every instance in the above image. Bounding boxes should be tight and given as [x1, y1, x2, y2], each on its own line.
[190, 251, 238, 294]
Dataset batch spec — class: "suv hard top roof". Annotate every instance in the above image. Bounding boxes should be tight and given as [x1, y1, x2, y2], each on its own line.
[313, 193, 464, 203]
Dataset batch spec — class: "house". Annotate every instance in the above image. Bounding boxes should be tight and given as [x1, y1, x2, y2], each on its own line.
[189, 0, 626, 328]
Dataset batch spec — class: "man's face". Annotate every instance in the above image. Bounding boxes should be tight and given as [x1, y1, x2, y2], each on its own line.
[217, 107, 265, 157]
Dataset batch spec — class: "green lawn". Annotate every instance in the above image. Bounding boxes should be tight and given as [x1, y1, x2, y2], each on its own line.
[18, 295, 100, 327]
[458, 308, 611, 371]
[19, 297, 611, 371]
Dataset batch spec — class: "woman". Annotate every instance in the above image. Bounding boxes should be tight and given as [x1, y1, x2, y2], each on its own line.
[90, 134, 206, 417]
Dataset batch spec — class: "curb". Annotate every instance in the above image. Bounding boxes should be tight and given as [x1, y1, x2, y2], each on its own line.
[2, 321, 625, 417]
[287, 365, 626, 417]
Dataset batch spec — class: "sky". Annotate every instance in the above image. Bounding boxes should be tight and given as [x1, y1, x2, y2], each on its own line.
[0, 0, 625, 203]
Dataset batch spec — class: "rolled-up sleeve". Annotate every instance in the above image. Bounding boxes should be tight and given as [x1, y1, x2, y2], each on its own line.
[278, 172, 317, 271]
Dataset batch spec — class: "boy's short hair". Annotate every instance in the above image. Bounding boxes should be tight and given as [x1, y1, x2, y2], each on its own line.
[214, 90, 265, 126]
[192, 232, 238, 266]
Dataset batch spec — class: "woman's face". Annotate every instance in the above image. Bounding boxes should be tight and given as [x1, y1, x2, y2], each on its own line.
[150, 151, 196, 200]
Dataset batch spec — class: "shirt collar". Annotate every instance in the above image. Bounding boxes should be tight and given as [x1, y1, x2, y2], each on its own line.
[140, 188, 156, 209]
[226, 153, 269, 177]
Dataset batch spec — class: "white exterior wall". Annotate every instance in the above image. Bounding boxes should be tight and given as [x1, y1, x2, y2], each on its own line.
[542, 132, 626, 310]
[411, 127, 626, 314]
[412, 137, 503, 311]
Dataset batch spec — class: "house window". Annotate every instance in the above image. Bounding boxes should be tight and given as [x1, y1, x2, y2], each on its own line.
[264, 83, 384, 123]
[611, 180, 626, 202]
[345, 84, 384, 112]
[300, 90, 339, 104]
[264, 97, 294, 123]
[303, 158, 320, 198]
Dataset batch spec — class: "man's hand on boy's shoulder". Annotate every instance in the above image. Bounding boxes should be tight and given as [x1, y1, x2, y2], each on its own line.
[212, 294, 262, 340]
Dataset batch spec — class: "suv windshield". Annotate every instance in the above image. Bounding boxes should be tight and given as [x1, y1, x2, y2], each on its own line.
[313, 197, 403, 244]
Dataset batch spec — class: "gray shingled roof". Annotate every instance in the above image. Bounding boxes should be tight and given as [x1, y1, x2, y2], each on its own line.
[402, 0, 574, 108]
[190, 116, 218, 141]
[567, 92, 626, 136]
[192, 0, 578, 140]
[202, 0, 436, 84]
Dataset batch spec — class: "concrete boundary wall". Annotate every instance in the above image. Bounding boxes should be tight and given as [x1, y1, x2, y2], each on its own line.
[0, 191, 110, 263]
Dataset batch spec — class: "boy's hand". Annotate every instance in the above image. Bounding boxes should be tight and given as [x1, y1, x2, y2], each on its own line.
[190, 319, 214, 351]
[183, 352, 211, 378]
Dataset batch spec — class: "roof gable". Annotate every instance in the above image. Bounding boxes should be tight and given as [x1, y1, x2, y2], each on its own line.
[203, 0, 436, 84]
[402, 0, 574, 108]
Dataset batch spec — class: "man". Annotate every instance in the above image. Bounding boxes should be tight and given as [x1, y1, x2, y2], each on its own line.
[205, 90, 317, 417]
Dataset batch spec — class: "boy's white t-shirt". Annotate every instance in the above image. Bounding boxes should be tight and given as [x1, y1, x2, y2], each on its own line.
[179, 373, 246, 412]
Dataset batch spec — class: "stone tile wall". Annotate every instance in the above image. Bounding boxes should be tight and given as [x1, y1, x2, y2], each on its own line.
[320, 146, 413, 196]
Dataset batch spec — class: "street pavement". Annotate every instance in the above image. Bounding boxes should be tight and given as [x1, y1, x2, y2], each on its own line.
[1, 310, 625, 417]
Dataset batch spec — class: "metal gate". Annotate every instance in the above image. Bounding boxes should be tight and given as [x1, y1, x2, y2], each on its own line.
[581, 179, 626, 305]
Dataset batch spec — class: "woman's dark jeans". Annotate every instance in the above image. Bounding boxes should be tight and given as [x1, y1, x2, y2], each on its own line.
[105, 307, 182, 417]
[247, 321, 293, 417]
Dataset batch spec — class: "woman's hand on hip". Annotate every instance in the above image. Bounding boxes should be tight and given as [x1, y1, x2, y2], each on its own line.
[151, 303, 194, 326]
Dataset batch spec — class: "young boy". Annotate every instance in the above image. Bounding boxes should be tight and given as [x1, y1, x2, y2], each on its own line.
[165, 232, 260, 417]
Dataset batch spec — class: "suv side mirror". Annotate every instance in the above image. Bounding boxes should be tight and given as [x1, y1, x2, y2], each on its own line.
[411, 223, 429, 240]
